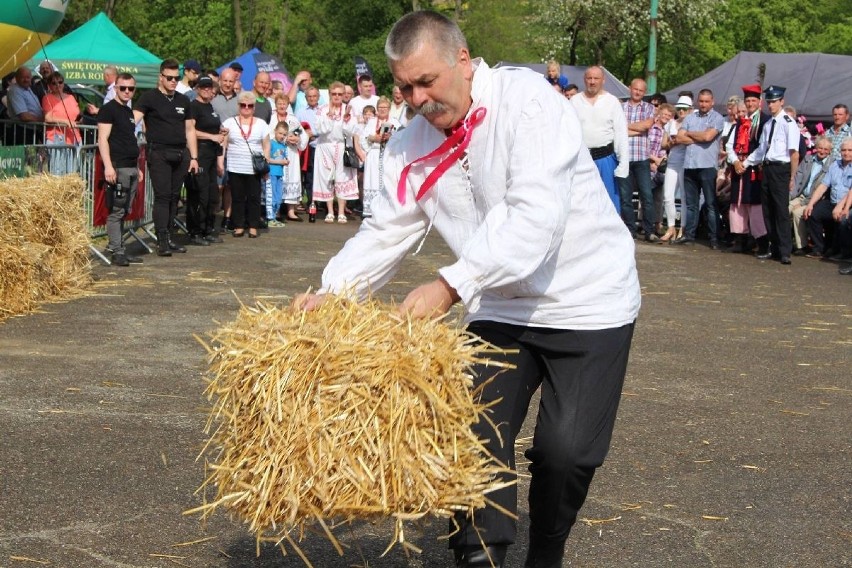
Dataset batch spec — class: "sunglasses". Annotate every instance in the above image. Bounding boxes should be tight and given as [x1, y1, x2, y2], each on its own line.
[239, 103, 255, 108]
[161, 74, 180, 82]
[117, 85, 136, 92]
[51, 80, 64, 86]
[330, 92, 344, 96]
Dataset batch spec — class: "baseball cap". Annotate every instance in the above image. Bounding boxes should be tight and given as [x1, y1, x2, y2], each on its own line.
[183, 59, 201, 73]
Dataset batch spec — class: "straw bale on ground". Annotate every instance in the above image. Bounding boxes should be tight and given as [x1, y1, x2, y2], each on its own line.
[0, 175, 91, 320]
[191, 298, 515, 564]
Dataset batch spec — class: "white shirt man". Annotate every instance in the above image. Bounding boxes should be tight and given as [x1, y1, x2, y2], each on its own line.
[298, 13, 639, 567]
[347, 75, 379, 120]
[570, 66, 629, 212]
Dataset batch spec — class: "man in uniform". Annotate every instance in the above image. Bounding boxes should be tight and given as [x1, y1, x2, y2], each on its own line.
[739, 86, 800, 264]
[296, 11, 640, 568]
[97, 72, 143, 266]
[133, 59, 199, 256]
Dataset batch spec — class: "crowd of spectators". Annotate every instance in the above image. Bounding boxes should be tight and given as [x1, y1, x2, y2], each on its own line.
[1, 56, 849, 274]
[545, 59, 851, 275]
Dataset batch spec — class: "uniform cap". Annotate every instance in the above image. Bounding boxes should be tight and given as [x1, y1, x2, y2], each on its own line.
[674, 95, 693, 108]
[763, 85, 785, 101]
[741, 84, 761, 98]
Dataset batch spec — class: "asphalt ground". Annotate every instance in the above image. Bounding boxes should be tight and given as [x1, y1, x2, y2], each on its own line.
[1, 218, 849, 568]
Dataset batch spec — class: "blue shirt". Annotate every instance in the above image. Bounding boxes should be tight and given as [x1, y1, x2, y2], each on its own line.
[823, 159, 852, 204]
[269, 139, 287, 176]
[680, 109, 725, 170]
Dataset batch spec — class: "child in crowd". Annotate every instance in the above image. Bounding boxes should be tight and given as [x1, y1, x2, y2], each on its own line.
[282, 122, 308, 221]
[266, 122, 290, 227]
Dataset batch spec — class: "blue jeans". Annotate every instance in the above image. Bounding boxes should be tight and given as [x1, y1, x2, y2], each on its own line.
[621, 159, 655, 235]
[683, 167, 719, 242]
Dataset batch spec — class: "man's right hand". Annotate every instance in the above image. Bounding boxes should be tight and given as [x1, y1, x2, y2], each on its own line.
[292, 293, 329, 311]
[104, 165, 116, 184]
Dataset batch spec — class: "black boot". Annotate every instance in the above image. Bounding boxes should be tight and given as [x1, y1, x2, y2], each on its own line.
[455, 544, 507, 567]
[156, 231, 172, 257]
[524, 533, 566, 568]
[755, 236, 771, 259]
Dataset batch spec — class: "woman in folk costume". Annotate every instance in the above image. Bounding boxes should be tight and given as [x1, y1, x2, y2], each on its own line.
[356, 96, 400, 218]
[312, 81, 358, 223]
[725, 85, 770, 254]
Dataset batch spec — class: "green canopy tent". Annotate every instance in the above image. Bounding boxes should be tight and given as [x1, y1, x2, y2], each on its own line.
[26, 12, 161, 88]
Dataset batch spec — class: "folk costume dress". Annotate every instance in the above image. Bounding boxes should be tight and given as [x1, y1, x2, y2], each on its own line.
[726, 112, 769, 237]
[360, 116, 400, 217]
[312, 104, 358, 201]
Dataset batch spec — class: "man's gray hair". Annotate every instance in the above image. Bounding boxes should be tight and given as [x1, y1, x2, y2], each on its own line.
[385, 11, 467, 66]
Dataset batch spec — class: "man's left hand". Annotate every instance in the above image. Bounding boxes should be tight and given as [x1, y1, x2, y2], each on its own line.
[399, 278, 460, 319]
[188, 159, 198, 174]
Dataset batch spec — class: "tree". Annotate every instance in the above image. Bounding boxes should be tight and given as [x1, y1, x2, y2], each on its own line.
[526, 0, 723, 85]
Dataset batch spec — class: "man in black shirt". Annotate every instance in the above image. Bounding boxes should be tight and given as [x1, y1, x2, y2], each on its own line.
[187, 76, 225, 244]
[133, 58, 199, 256]
[97, 72, 142, 266]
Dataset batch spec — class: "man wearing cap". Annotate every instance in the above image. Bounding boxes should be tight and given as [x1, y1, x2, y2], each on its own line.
[187, 76, 224, 245]
[738, 85, 800, 264]
[177, 59, 201, 100]
[725, 84, 771, 254]
[570, 66, 630, 213]
[674, 88, 725, 249]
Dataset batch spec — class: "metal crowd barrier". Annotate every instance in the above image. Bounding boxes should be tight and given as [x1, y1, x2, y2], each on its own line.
[1, 120, 155, 264]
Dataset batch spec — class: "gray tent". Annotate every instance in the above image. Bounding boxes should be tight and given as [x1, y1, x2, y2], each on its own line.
[664, 51, 852, 124]
[495, 61, 630, 99]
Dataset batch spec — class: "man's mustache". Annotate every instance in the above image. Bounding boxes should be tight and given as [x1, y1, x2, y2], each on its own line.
[416, 101, 447, 115]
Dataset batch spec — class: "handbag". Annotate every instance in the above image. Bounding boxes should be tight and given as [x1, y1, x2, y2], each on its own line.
[342, 144, 359, 168]
[234, 117, 270, 176]
[251, 152, 270, 176]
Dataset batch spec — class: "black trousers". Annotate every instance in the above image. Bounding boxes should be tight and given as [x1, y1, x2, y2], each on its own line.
[147, 145, 189, 234]
[449, 320, 635, 549]
[185, 143, 219, 236]
[807, 198, 852, 256]
[229, 172, 262, 230]
[761, 162, 793, 257]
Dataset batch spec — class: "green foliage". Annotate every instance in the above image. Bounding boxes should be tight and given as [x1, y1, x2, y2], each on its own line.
[49, 0, 852, 95]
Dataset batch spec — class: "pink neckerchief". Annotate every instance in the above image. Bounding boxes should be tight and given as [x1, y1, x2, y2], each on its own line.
[396, 107, 487, 205]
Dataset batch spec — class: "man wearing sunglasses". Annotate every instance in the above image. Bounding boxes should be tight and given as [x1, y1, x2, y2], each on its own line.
[134, 58, 199, 257]
[98, 72, 143, 266]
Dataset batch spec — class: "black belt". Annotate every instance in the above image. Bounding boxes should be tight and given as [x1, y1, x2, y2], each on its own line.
[588, 142, 615, 160]
[763, 160, 790, 167]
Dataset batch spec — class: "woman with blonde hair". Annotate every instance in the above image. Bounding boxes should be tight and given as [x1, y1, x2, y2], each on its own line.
[312, 81, 358, 223]
[221, 90, 270, 238]
[355, 96, 399, 217]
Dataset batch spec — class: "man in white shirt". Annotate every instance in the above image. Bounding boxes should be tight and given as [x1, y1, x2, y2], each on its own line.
[296, 11, 640, 568]
[347, 74, 379, 120]
[570, 66, 629, 213]
[740, 85, 800, 264]
[388, 85, 409, 126]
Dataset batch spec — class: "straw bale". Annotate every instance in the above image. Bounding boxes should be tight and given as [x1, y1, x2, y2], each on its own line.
[191, 297, 516, 562]
[0, 175, 91, 320]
